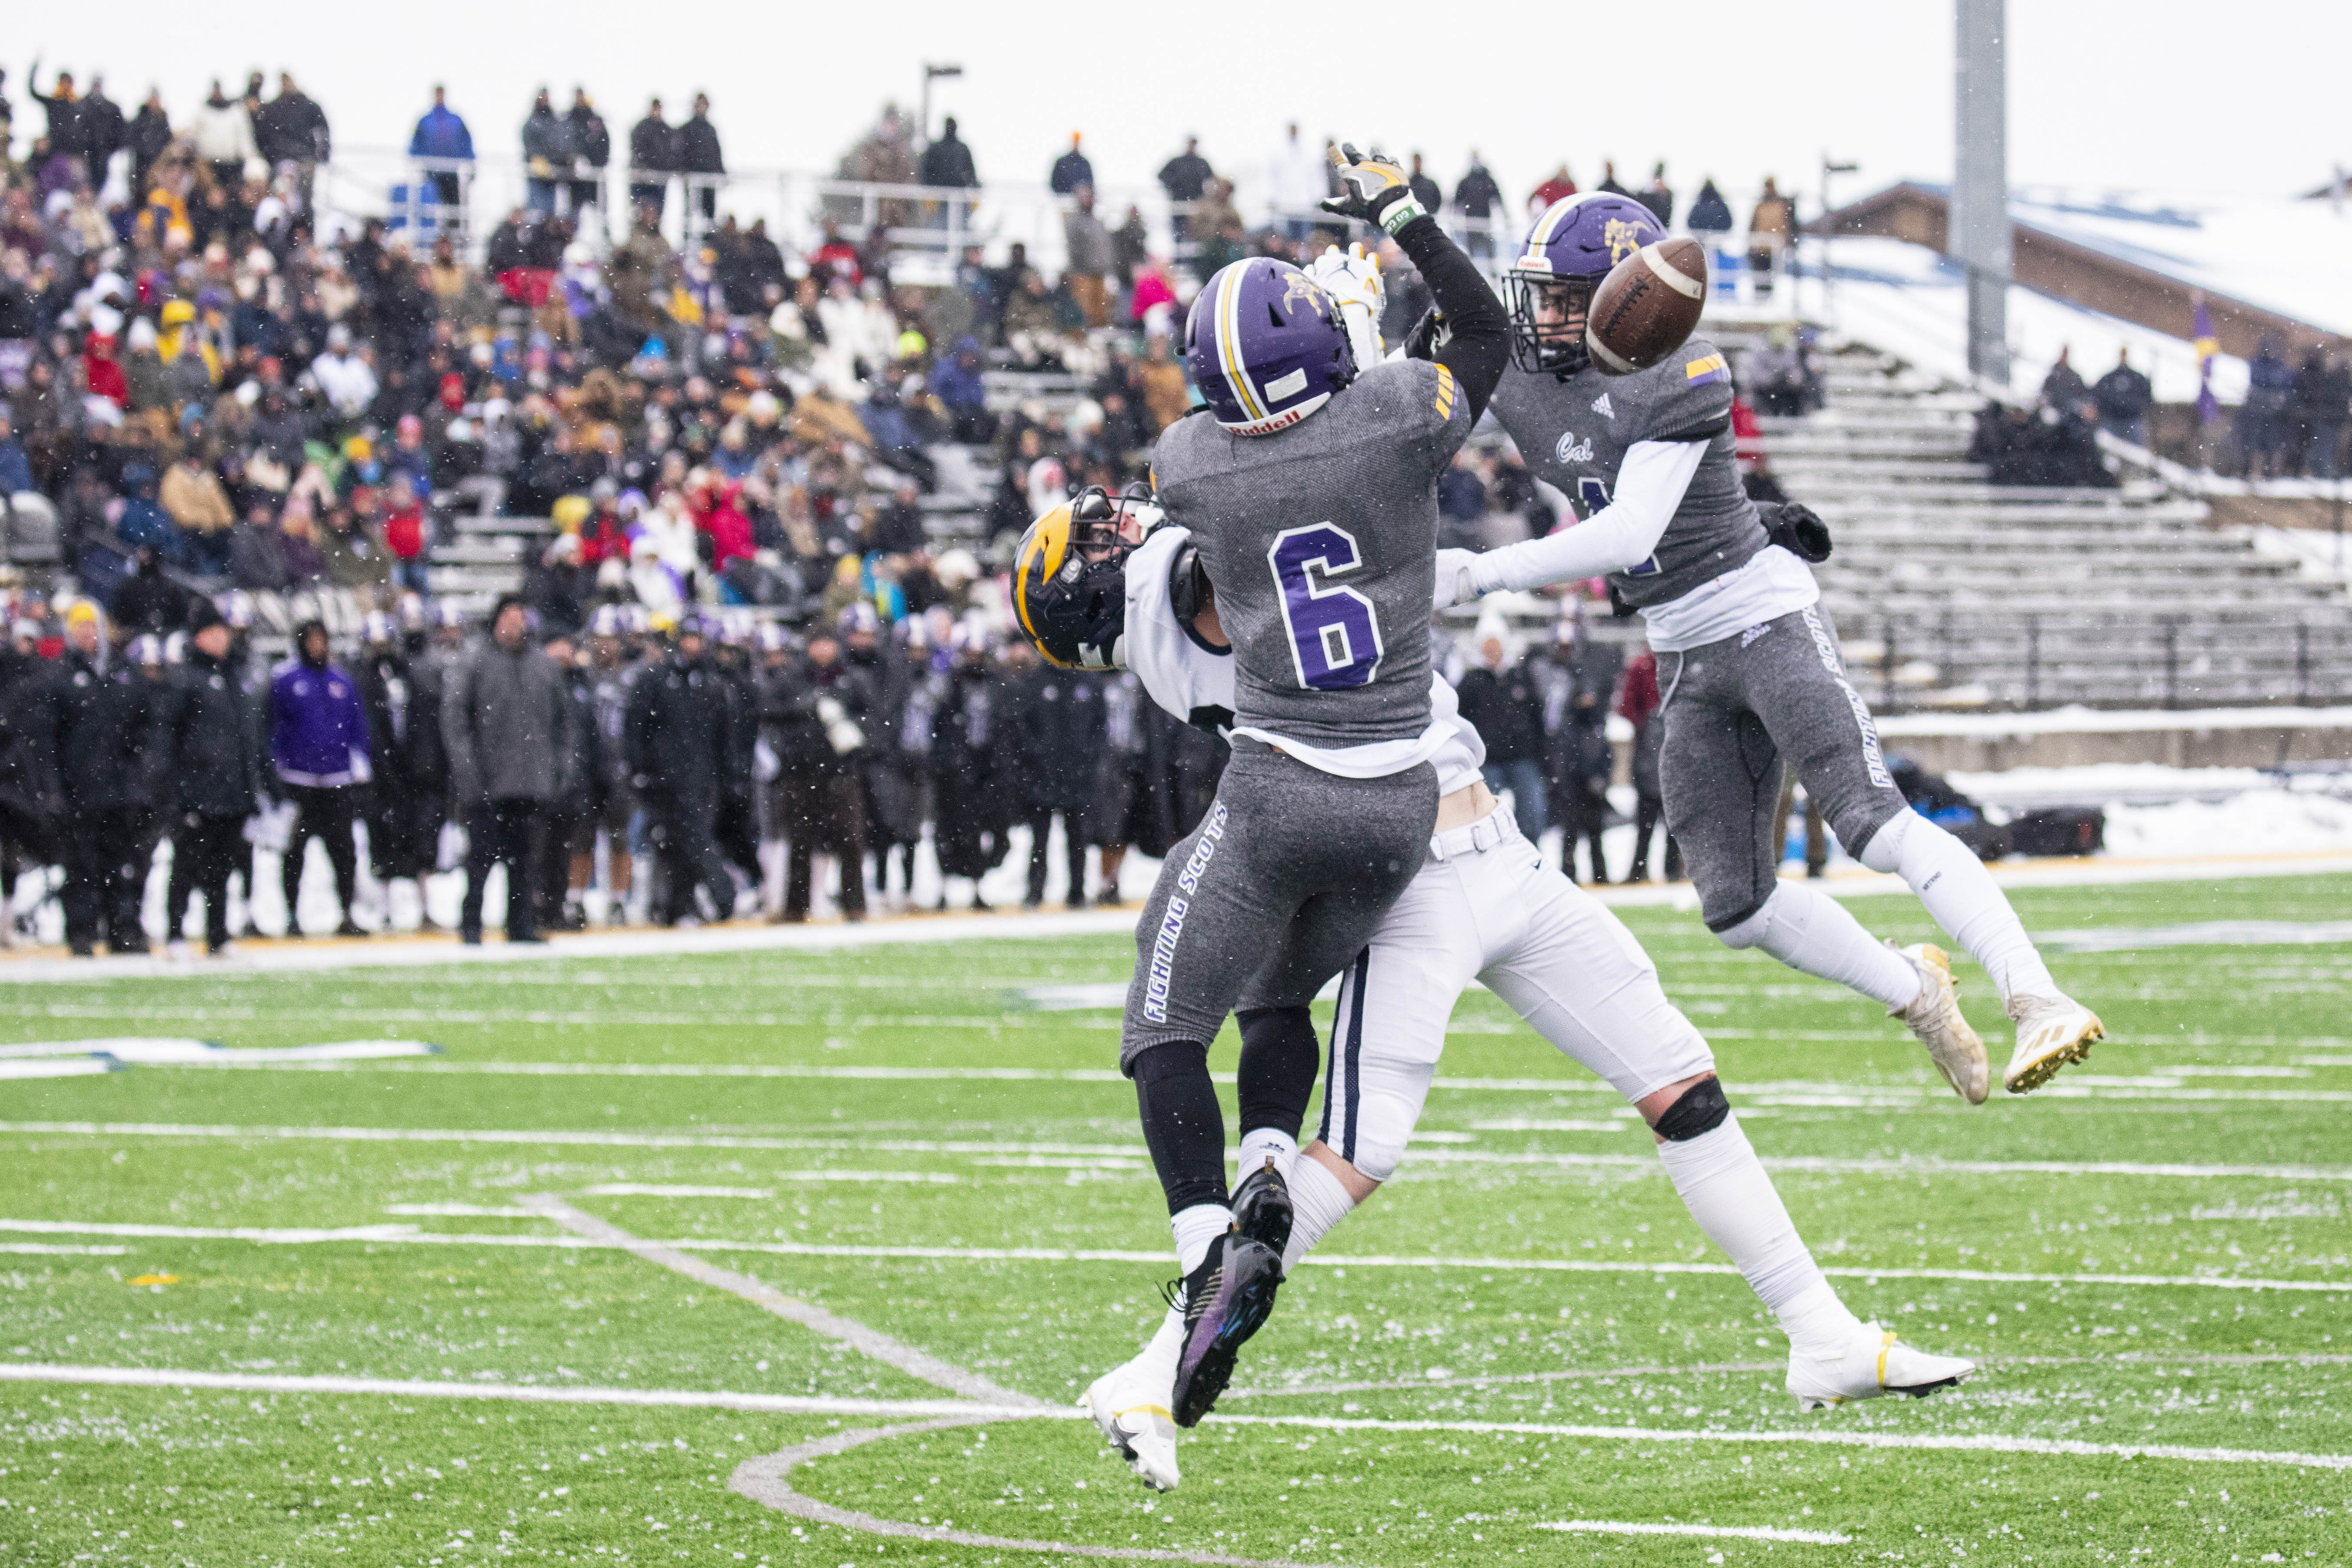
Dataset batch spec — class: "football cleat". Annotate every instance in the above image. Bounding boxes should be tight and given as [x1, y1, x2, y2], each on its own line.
[1887, 942, 1988, 1105]
[2002, 992, 2104, 1094]
[1228, 1156, 1294, 1259]
[1166, 1230, 1284, 1427]
[1080, 1358, 1181, 1492]
[1788, 1323, 1976, 1412]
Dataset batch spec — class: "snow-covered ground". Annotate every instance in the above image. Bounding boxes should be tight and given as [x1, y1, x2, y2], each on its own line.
[1792, 235, 2250, 406]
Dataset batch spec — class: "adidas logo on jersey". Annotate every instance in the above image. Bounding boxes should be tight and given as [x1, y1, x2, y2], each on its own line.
[1591, 393, 1615, 419]
[1554, 431, 1594, 465]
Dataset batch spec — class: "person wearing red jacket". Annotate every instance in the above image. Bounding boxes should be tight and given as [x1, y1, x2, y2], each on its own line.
[688, 471, 754, 575]
[82, 332, 128, 409]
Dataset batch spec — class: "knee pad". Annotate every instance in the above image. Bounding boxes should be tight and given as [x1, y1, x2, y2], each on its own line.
[1344, 1089, 1415, 1185]
[1652, 1076, 1730, 1142]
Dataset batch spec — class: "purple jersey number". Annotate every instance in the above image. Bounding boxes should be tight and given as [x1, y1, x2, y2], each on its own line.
[1267, 523, 1385, 691]
[1580, 476, 1659, 577]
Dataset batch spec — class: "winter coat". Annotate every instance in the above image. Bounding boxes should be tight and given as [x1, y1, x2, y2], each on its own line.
[569, 105, 611, 169]
[1000, 667, 1103, 813]
[677, 115, 724, 175]
[148, 648, 264, 818]
[53, 650, 155, 815]
[629, 115, 677, 173]
[0, 648, 64, 831]
[627, 652, 732, 815]
[357, 651, 447, 799]
[190, 97, 259, 165]
[441, 639, 572, 805]
[1455, 656, 1546, 767]
[522, 105, 575, 175]
[409, 105, 474, 161]
[270, 657, 372, 787]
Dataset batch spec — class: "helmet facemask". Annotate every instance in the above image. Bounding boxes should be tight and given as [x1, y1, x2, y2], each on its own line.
[1502, 269, 1599, 376]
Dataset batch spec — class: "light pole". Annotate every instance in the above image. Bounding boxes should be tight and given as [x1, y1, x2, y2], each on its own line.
[1819, 153, 1858, 321]
[919, 63, 963, 151]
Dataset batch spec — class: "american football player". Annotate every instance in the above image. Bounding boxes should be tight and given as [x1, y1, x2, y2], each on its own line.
[1035, 143, 1516, 1433]
[1433, 192, 2101, 1102]
[1017, 493, 1974, 1494]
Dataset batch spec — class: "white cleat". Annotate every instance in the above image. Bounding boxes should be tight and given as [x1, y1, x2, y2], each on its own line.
[2003, 992, 2104, 1094]
[1888, 942, 1988, 1105]
[1080, 1360, 1181, 1492]
[1788, 1323, 1976, 1412]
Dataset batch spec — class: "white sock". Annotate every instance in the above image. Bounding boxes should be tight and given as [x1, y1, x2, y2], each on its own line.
[1237, 1127, 1298, 1182]
[1656, 1114, 1859, 1358]
[1136, 1300, 1188, 1392]
[1718, 883, 1920, 1009]
[1861, 813, 2057, 1004]
[1170, 1202, 1232, 1275]
[1279, 1156, 1358, 1274]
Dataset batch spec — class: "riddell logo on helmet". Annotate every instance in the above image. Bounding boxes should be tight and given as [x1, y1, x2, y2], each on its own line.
[1234, 406, 1312, 436]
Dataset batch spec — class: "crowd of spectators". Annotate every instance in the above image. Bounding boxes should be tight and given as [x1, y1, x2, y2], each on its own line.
[0, 68, 1768, 954]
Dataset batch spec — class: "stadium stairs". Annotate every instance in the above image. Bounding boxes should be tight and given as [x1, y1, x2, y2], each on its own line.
[1774, 341, 2352, 711]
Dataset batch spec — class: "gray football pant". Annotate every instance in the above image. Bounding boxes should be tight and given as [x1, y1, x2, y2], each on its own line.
[1120, 741, 1440, 1070]
[1657, 605, 1910, 932]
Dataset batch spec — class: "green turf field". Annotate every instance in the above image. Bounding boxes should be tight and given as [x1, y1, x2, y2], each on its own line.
[3, 872, 2349, 1566]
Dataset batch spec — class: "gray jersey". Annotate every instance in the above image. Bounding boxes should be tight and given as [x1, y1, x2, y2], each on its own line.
[1490, 335, 1766, 608]
[1150, 357, 1473, 750]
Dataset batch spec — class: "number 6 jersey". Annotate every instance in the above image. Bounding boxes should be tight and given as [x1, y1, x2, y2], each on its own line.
[1149, 356, 1474, 770]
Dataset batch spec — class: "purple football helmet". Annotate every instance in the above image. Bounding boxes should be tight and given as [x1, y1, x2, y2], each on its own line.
[1183, 257, 1356, 436]
[1504, 194, 1664, 375]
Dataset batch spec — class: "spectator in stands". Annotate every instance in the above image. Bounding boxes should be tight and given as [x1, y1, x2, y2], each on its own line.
[1190, 177, 1245, 273]
[629, 98, 676, 220]
[568, 89, 610, 222]
[1063, 184, 1114, 328]
[1529, 164, 1578, 214]
[2239, 337, 2295, 479]
[1456, 627, 1547, 844]
[2293, 350, 2349, 480]
[1452, 152, 1503, 256]
[929, 335, 994, 442]
[1687, 177, 1733, 237]
[445, 595, 572, 944]
[1596, 160, 1629, 196]
[1748, 178, 1794, 297]
[1406, 154, 1442, 215]
[523, 89, 575, 214]
[270, 618, 371, 938]
[26, 63, 89, 183]
[193, 80, 258, 193]
[1747, 324, 1815, 418]
[678, 94, 724, 222]
[919, 115, 979, 189]
[409, 86, 473, 206]
[1267, 124, 1325, 241]
[1544, 611, 1620, 886]
[1436, 449, 1487, 550]
[0, 412, 32, 496]
[1050, 132, 1094, 197]
[2091, 348, 2153, 448]
[1158, 138, 1213, 240]
[2039, 345, 2088, 412]
[1638, 162, 1675, 226]
[128, 88, 171, 190]
[256, 73, 328, 209]
[1618, 647, 1677, 882]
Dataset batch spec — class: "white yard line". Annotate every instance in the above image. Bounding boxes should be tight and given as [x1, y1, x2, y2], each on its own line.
[0, 1362, 995, 1418]
[8, 1119, 2348, 1181]
[1538, 1519, 1851, 1544]
[2, 1216, 2342, 1295]
[517, 1195, 1044, 1410]
[0, 1242, 127, 1256]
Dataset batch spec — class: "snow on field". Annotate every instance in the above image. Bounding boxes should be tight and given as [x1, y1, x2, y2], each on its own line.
[1949, 764, 2352, 860]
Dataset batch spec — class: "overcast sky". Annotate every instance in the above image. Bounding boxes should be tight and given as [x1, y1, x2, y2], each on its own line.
[15, 1, 2345, 211]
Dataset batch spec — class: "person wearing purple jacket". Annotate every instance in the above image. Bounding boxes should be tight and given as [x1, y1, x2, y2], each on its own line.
[269, 618, 372, 937]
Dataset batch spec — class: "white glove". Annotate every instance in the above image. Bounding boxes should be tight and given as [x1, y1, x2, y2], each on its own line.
[1433, 547, 1482, 611]
[1308, 243, 1386, 370]
[815, 696, 866, 756]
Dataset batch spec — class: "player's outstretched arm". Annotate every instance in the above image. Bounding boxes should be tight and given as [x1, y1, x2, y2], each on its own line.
[1433, 439, 1705, 608]
[1324, 143, 1508, 421]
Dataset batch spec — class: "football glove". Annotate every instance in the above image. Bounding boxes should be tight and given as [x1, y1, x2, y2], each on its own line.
[1759, 501, 1833, 563]
[1307, 242, 1386, 368]
[1401, 304, 1451, 363]
[1321, 144, 1426, 237]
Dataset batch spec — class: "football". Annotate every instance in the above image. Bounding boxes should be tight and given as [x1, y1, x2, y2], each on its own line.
[1585, 236, 1709, 375]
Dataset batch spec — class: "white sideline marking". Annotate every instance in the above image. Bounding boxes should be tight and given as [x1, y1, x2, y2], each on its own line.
[2036, 919, 2352, 953]
[13, 1120, 2352, 1183]
[382, 1202, 539, 1218]
[0, 1362, 995, 1418]
[1539, 1519, 1851, 1545]
[517, 1195, 1044, 1410]
[1208, 1412, 2352, 1470]
[0, 1242, 128, 1256]
[585, 1174, 963, 1193]
[0, 1038, 440, 1064]
[1, 1217, 2341, 1294]
[0, 1059, 118, 1081]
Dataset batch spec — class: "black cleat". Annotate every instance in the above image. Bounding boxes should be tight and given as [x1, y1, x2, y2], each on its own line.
[1167, 1229, 1284, 1427]
[1229, 1156, 1294, 1259]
